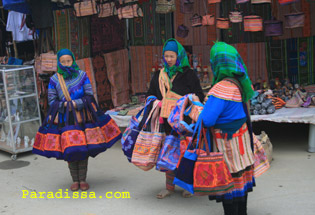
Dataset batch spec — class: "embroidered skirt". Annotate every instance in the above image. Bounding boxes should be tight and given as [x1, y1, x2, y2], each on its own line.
[208, 123, 255, 202]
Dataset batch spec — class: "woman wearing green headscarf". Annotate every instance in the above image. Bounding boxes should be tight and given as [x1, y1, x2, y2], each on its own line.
[147, 38, 204, 199]
[200, 42, 255, 215]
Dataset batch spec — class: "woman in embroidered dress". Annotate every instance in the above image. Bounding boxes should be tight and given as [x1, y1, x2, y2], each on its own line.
[47, 49, 93, 191]
[199, 42, 255, 215]
[146, 38, 204, 199]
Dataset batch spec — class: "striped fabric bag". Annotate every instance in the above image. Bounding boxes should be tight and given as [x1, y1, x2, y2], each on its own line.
[236, 0, 249, 3]
[244, 15, 263, 32]
[253, 134, 270, 178]
[74, 0, 97, 17]
[278, 0, 299, 5]
[251, 0, 271, 3]
[208, 0, 221, 3]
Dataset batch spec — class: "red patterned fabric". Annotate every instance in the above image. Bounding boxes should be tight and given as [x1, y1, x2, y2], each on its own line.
[246, 43, 268, 83]
[61, 130, 86, 152]
[103, 49, 130, 107]
[85, 127, 106, 145]
[301, 0, 311, 37]
[193, 130, 234, 196]
[130, 46, 149, 94]
[91, 16, 126, 54]
[76, 58, 98, 102]
[44, 133, 61, 152]
[101, 119, 122, 143]
[92, 55, 113, 111]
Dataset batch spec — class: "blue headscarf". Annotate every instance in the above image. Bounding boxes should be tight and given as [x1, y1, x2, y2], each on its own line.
[57, 49, 80, 79]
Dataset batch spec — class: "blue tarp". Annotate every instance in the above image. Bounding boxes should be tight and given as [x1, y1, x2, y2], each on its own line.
[2, 0, 30, 14]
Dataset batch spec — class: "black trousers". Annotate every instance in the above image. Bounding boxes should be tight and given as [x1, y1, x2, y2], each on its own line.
[222, 194, 248, 215]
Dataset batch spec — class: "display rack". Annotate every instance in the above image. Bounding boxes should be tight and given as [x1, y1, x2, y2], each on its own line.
[0, 65, 41, 160]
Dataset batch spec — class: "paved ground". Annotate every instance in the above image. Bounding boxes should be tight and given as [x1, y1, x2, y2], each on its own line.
[0, 122, 314, 215]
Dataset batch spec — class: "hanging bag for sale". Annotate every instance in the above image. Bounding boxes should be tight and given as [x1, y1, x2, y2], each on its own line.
[284, 12, 305, 28]
[40, 52, 57, 72]
[176, 24, 189, 38]
[97, 0, 117, 18]
[180, 0, 194, 14]
[121, 96, 157, 162]
[236, 0, 249, 3]
[190, 13, 203, 27]
[251, 0, 271, 3]
[202, 0, 214, 26]
[278, 0, 299, 5]
[229, 11, 243, 23]
[216, 18, 230, 29]
[156, 0, 176, 14]
[208, 0, 221, 3]
[244, 15, 263, 32]
[264, 18, 283, 36]
[74, 0, 97, 17]
[119, 0, 143, 19]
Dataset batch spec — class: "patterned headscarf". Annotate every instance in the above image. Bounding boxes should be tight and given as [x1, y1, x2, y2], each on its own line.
[210, 42, 254, 102]
[57, 49, 80, 79]
[162, 38, 191, 79]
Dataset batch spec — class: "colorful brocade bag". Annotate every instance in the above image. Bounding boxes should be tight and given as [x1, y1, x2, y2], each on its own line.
[85, 96, 122, 152]
[173, 117, 202, 194]
[121, 96, 156, 162]
[131, 100, 165, 171]
[60, 102, 88, 162]
[193, 127, 234, 196]
[33, 101, 63, 159]
[156, 132, 181, 171]
[82, 97, 108, 158]
[253, 134, 270, 178]
[168, 94, 203, 136]
[33, 96, 121, 162]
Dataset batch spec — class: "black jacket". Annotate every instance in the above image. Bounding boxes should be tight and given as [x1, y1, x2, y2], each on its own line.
[146, 66, 204, 133]
[147, 66, 205, 102]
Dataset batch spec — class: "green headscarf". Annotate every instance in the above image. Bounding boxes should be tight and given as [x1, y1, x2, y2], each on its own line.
[162, 38, 191, 79]
[57, 49, 80, 79]
[210, 42, 254, 102]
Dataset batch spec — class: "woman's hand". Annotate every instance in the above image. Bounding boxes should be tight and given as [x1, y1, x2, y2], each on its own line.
[63, 101, 77, 111]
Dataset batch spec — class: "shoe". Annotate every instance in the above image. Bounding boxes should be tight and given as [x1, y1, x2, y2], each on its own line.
[80, 181, 89, 191]
[70, 182, 79, 191]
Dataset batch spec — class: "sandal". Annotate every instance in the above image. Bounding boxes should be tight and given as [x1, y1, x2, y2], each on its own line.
[70, 182, 79, 191]
[80, 181, 89, 191]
